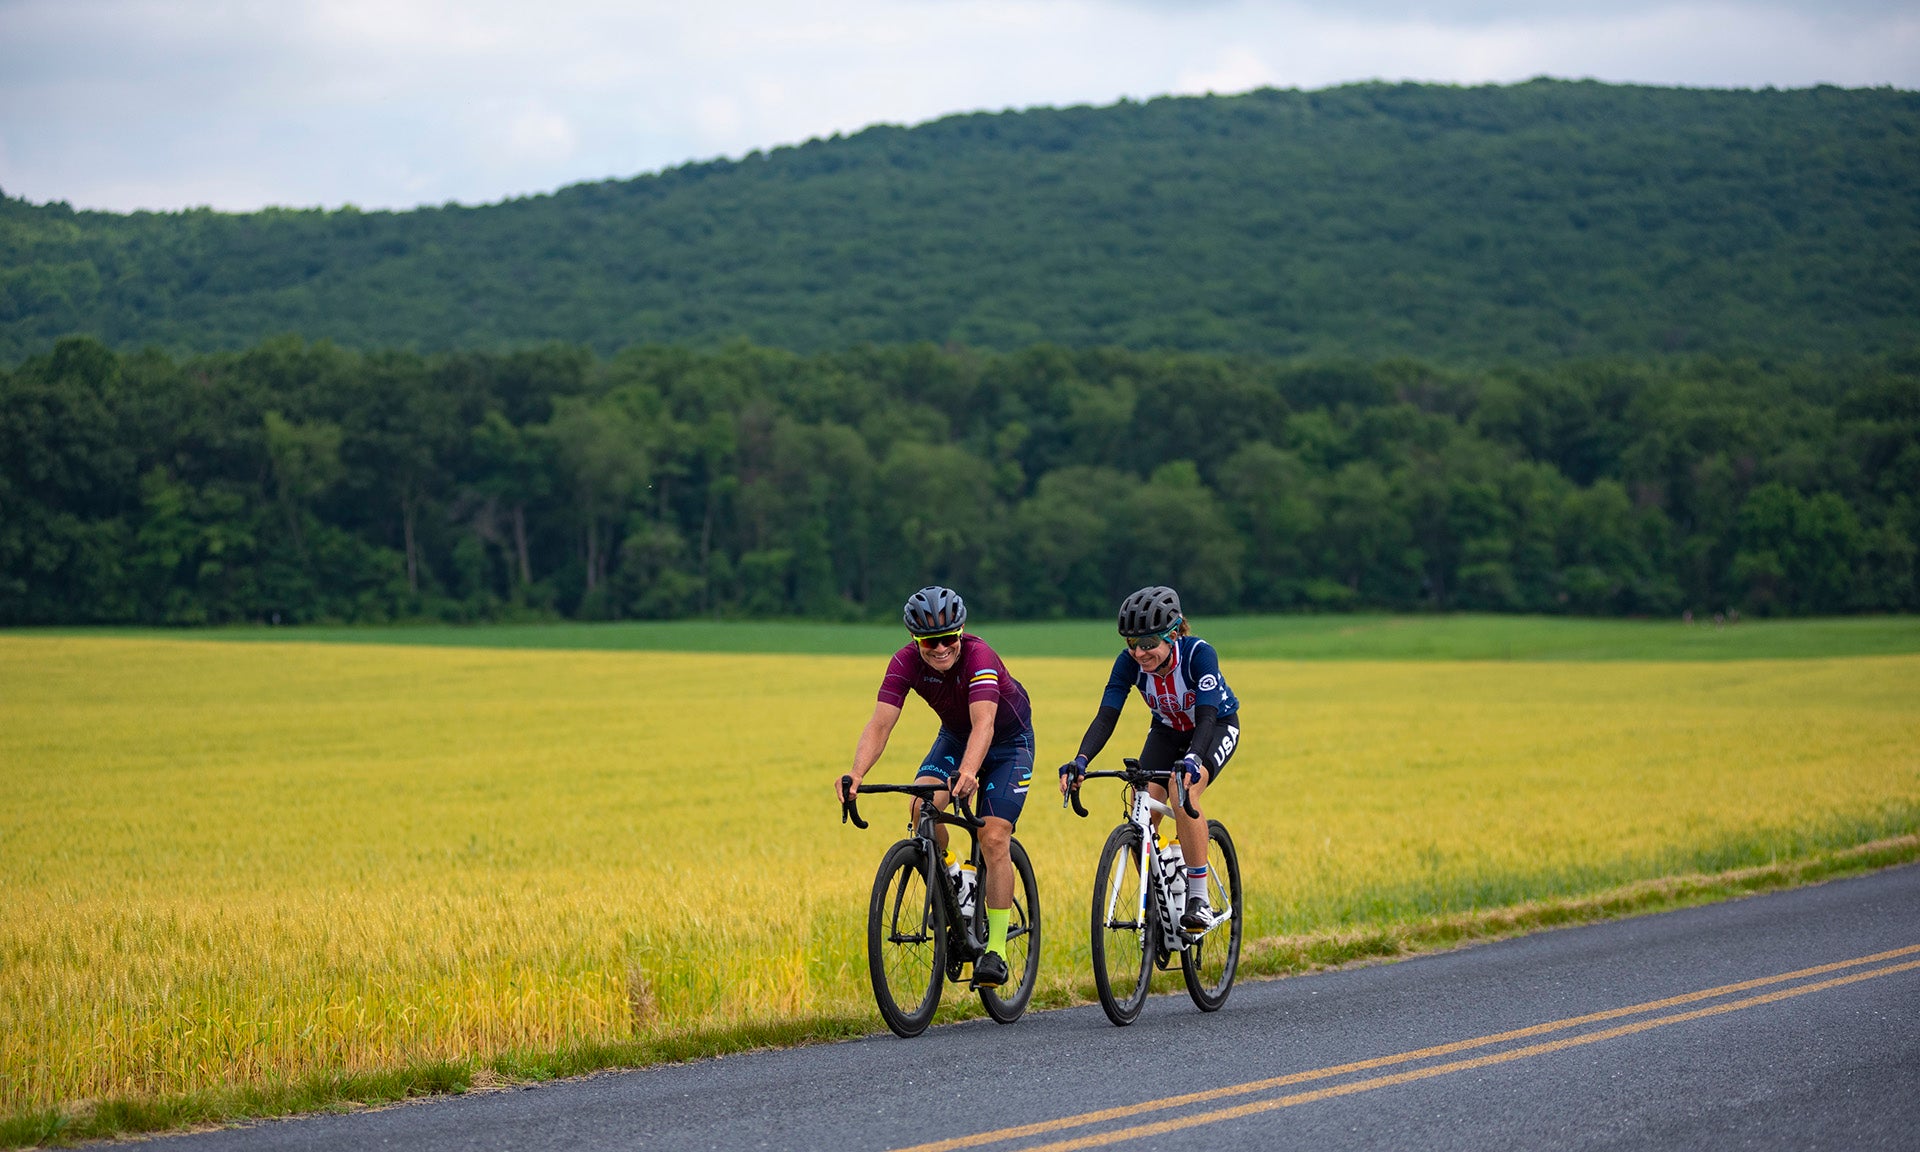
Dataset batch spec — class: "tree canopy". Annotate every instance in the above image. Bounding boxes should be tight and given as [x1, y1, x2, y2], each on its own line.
[4, 336, 1914, 626]
[3, 81, 1916, 364]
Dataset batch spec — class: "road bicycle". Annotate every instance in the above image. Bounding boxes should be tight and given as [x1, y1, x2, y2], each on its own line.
[1067, 757, 1242, 1025]
[840, 776, 1041, 1037]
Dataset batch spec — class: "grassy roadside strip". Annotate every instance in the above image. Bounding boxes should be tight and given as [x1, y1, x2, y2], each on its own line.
[6, 836, 1916, 1149]
[1238, 833, 1920, 976]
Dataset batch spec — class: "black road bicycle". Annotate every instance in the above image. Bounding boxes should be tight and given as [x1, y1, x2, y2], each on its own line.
[1067, 758, 1243, 1025]
[840, 776, 1041, 1037]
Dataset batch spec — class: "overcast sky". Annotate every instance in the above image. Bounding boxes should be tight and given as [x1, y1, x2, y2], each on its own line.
[1, 0, 1914, 214]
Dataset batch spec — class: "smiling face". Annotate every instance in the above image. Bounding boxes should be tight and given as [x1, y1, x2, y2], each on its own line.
[915, 632, 963, 673]
[1126, 632, 1173, 674]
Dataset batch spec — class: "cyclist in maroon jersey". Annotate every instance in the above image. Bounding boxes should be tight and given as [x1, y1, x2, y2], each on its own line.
[835, 586, 1035, 988]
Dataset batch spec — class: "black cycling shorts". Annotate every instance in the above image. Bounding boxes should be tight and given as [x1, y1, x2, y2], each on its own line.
[1137, 713, 1240, 787]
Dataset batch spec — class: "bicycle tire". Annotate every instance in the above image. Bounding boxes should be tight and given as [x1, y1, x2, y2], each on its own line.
[1090, 824, 1155, 1026]
[1180, 819, 1243, 1012]
[867, 839, 946, 1037]
[979, 837, 1041, 1024]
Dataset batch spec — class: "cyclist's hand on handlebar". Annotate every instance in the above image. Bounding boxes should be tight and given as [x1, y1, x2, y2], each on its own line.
[1058, 754, 1087, 795]
[1178, 754, 1204, 786]
[952, 769, 980, 801]
[836, 773, 861, 803]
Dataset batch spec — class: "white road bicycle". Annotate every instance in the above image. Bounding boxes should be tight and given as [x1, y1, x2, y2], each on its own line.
[1067, 757, 1242, 1025]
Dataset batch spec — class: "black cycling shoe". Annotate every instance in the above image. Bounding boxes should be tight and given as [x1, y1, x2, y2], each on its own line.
[1181, 897, 1213, 933]
[972, 951, 1010, 988]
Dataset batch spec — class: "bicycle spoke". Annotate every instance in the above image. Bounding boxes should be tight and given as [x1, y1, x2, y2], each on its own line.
[1180, 820, 1242, 1012]
[1091, 826, 1154, 1026]
[980, 838, 1040, 1024]
[868, 842, 945, 1037]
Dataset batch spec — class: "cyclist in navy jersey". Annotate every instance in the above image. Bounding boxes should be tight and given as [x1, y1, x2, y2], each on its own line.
[837, 586, 1035, 989]
[1059, 585, 1240, 931]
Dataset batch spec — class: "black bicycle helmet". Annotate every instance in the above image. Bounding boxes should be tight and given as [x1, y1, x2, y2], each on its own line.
[1117, 585, 1182, 637]
[902, 586, 968, 636]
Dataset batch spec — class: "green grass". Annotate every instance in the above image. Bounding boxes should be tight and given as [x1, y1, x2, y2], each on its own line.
[1237, 835, 1920, 979]
[26, 613, 1920, 661]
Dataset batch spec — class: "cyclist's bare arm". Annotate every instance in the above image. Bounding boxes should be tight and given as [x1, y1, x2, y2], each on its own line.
[842, 701, 903, 799]
[952, 699, 997, 800]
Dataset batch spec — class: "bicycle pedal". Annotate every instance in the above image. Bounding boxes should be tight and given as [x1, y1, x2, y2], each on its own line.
[1181, 908, 1224, 936]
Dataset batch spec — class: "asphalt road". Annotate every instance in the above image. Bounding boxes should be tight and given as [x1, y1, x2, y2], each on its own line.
[145, 864, 1920, 1151]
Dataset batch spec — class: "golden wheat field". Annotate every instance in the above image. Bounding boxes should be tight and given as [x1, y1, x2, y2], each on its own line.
[2, 636, 1916, 1115]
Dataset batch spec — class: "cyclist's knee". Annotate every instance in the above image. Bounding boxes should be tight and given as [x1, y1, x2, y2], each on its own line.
[979, 819, 1012, 855]
[1178, 796, 1207, 826]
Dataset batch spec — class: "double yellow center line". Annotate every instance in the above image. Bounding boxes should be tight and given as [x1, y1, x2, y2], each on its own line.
[895, 943, 1920, 1152]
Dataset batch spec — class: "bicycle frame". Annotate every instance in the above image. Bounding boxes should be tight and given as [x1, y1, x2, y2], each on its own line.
[842, 778, 988, 961]
[1071, 758, 1228, 956]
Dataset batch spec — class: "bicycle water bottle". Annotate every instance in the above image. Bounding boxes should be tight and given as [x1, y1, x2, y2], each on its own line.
[1158, 835, 1186, 904]
[955, 861, 978, 921]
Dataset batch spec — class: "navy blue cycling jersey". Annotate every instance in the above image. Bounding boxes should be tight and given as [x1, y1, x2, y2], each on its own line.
[1099, 636, 1239, 732]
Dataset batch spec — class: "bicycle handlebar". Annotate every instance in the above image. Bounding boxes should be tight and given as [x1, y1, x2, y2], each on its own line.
[1065, 758, 1201, 820]
[839, 776, 983, 831]
[838, 775, 870, 829]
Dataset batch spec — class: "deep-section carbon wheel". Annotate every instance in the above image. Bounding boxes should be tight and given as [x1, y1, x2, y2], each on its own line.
[1180, 819, 1242, 1012]
[1091, 824, 1155, 1026]
[868, 839, 946, 1037]
[979, 837, 1041, 1023]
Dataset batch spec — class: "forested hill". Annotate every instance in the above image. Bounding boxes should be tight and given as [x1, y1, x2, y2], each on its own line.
[4, 80, 1917, 364]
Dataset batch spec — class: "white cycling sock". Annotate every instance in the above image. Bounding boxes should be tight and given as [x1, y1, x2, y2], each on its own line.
[1186, 865, 1210, 907]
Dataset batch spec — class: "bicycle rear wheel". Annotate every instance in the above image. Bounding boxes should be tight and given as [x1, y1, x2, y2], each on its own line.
[1180, 819, 1242, 1012]
[979, 837, 1041, 1024]
[1090, 824, 1155, 1026]
[868, 839, 946, 1037]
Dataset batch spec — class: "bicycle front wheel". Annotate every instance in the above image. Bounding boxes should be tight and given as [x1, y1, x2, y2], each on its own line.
[868, 839, 946, 1037]
[1090, 824, 1155, 1026]
[1180, 819, 1242, 1012]
[979, 837, 1041, 1024]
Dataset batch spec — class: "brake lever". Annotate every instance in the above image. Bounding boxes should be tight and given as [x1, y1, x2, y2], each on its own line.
[839, 775, 869, 830]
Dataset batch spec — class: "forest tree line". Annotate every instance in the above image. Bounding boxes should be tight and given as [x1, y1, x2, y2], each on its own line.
[4, 335, 1916, 626]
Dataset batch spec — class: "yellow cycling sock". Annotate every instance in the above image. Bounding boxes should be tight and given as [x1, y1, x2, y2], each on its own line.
[986, 907, 1010, 956]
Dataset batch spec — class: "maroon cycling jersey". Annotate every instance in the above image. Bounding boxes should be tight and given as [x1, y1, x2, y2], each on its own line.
[877, 634, 1033, 743]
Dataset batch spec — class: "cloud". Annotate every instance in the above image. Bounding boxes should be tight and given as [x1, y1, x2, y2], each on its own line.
[1, 0, 1915, 213]
[503, 109, 580, 166]
[1177, 48, 1284, 97]
[1115, 0, 1915, 18]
